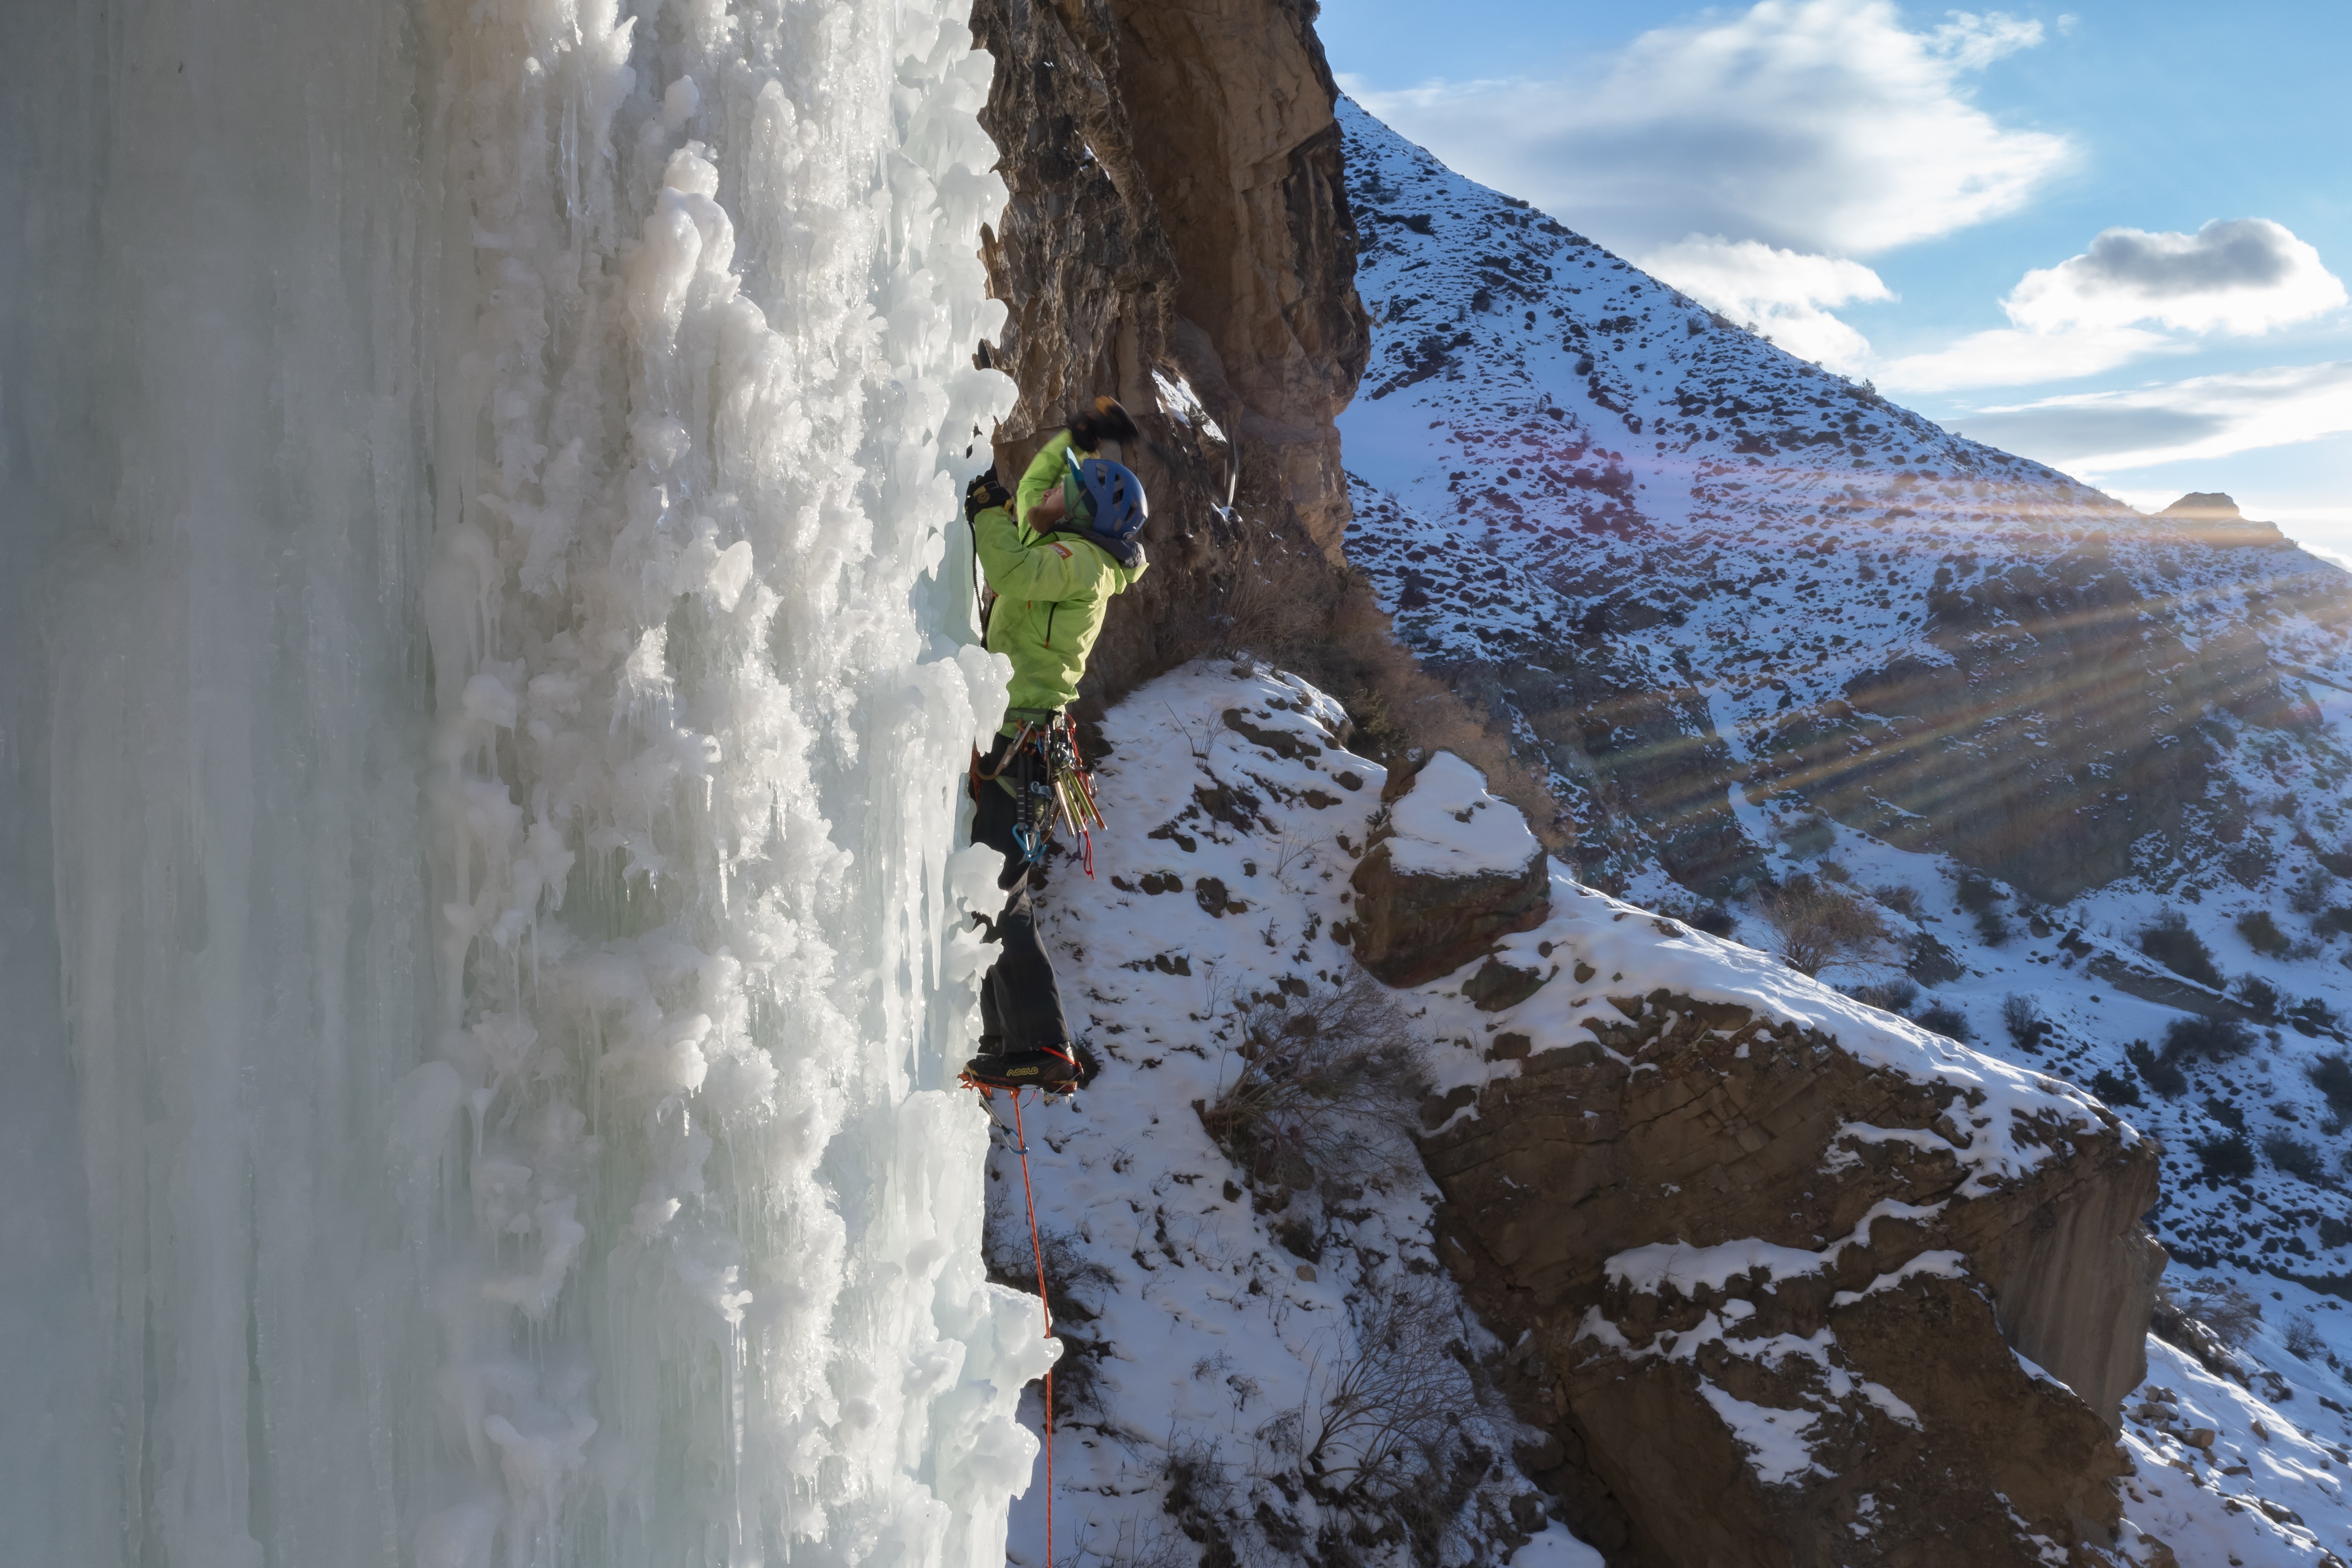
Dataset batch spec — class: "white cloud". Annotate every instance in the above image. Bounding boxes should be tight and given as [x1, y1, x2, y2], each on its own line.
[1880, 324, 2180, 393]
[1640, 236, 1891, 373]
[1947, 360, 2352, 472]
[1925, 9, 2048, 69]
[1346, 0, 2070, 257]
[2006, 218, 2346, 334]
[1881, 219, 2346, 390]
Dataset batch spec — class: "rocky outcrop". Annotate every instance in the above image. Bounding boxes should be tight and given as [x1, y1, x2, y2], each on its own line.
[970, 0, 1369, 699]
[1421, 945, 2164, 1566]
[1347, 751, 1549, 984]
[2158, 492, 2293, 550]
[1108, 0, 1366, 555]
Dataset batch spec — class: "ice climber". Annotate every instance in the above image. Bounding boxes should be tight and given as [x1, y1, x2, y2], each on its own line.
[961, 397, 1149, 1091]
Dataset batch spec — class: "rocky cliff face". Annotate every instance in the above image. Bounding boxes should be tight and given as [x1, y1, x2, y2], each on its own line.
[970, 0, 1369, 697]
[1408, 890, 2168, 1566]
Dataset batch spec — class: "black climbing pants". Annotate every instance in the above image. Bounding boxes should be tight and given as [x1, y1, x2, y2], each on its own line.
[971, 733, 1071, 1054]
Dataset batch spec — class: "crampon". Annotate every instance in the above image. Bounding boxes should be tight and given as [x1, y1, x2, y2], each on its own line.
[959, 1044, 1083, 1095]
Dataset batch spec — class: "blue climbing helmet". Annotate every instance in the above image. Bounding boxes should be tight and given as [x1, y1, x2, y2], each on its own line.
[1063, 449, 1148, 544]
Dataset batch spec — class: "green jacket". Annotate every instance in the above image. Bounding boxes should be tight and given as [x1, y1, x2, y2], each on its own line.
[976, 431, 1148, 716]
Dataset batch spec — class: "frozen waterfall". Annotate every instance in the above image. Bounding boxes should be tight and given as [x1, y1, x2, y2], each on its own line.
[0, 1, 1039, 1564]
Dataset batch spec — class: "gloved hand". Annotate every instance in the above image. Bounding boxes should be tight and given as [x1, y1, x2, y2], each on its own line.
[1068, 395, 1140, 453]
[964, 468, 1011, 522]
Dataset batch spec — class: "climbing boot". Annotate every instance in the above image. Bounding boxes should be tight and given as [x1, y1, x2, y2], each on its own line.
[962, 1044, 1081, 1092]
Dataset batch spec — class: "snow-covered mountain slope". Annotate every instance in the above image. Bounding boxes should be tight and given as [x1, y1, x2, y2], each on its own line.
[989, 662, 2352, 1565]
[1331, 97, 2352, 1329]
[1334, 96, 2352, 918]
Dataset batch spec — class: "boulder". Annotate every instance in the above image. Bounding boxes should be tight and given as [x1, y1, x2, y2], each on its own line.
[1349, 751, 1549, 985]
[1421, 892, 2165, 1566]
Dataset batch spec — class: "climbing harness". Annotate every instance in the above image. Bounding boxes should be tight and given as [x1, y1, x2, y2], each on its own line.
[972, 717, 1107, 877]
[965, 1083, 1065, 1565]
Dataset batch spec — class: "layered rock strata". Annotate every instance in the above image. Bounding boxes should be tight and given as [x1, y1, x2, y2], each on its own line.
[2158, 492, 2293, 550]
[1762, 528, 2324, 902]
[1414, 899, 2165, 1565]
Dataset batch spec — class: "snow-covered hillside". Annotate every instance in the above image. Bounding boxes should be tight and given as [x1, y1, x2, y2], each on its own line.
[1331, 96, 2352, 1348]
[992, 662, 2352, 1565]
[1334, 98, 2347, 694]
[987, 661, 1587, 1566]
[1335, 95, 2352, 899]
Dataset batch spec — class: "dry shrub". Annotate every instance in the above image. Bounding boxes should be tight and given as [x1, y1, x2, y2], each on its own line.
[1872, 882, 1923, 920]
[1065, 1513, 1198, 1568]
[1759, 878, 1895, 977]
[2140, 909, 2224, 989]
[2265, 1131, 2329, 1185]
[2311, 1051, 2352, 1117]
[1915, 1001, 1973, 1041]
[2237, 909, 2292, 958]
[2169, 1276, 2263, 1346]
[1847, 977, 1919, 1014]
[2001, 993, 2054, 1049]
[1300, 1274, 1468, 1505]
[1158, 1437, 1243, 1567]
[2164, 1014, 2255, 1062]
[1198, 970, 1428, 1192]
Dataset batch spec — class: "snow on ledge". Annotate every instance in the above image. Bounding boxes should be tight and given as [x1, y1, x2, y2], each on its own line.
[1429, 871, 2137, 1194]
[1605, 1202, 1950, 1298]
[1385, 751, 1539, 877]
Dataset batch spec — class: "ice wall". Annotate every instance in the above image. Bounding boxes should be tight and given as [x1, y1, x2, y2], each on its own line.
[0, 1, 1029, 1564]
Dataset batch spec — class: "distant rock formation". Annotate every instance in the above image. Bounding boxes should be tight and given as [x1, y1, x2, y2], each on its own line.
[2156, 492, 2293, 549]
[1773, 526, 2323, 902]
[1422, 983, 2165, 1566]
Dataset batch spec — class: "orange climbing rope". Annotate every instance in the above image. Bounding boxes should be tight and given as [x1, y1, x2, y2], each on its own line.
[963, 1080, 1060, 1565]
[1011, 1092, 1055, 1568]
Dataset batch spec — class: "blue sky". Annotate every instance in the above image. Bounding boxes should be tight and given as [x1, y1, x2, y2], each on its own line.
[1322, 0, 2352, 550]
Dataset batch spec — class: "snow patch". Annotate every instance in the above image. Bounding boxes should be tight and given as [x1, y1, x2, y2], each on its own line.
[1387, 751, 1542, 876]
